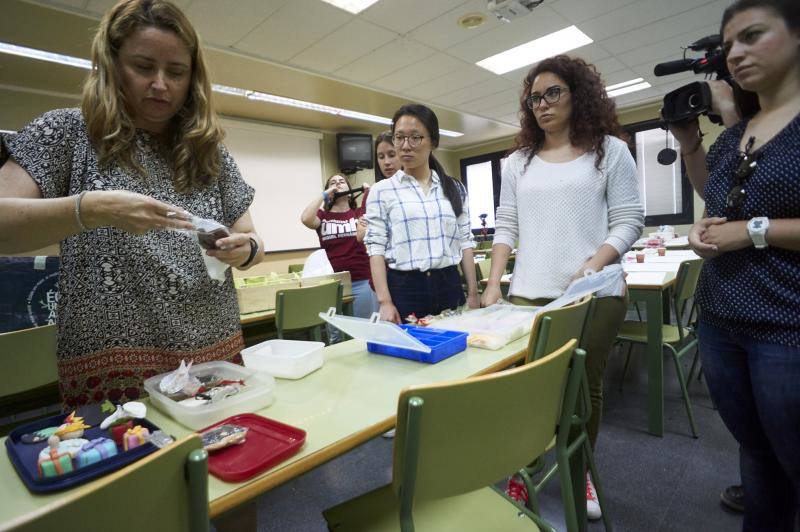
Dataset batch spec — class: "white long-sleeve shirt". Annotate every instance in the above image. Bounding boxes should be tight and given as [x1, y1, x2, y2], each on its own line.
[365, 169, 475, 271]
[494, 135, 644, 300]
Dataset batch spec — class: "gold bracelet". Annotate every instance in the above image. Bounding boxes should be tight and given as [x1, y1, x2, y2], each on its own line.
[74, 191, 89, 232]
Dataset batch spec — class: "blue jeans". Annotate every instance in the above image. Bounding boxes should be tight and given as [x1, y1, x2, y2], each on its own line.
[327, 279, 377, 343]
[387, 266, 465, 321]
[699, 320, 800, 531]
[351, 279, 378, 319]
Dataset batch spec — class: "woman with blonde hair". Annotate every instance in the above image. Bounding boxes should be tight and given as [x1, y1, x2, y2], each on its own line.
[0, 0, 262, 407]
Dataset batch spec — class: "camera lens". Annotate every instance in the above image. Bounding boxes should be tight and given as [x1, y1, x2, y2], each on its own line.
[688, 93, 702, 109]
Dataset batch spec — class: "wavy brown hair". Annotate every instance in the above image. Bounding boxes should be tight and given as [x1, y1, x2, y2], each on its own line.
[82, 0, 224, 193]
[512, 55, 625, 170]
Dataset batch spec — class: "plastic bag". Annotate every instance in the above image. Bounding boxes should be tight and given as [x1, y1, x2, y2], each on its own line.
[301, 249, 334, 277]
[179, 214, 232, 283]
[159, 360, 202, 396]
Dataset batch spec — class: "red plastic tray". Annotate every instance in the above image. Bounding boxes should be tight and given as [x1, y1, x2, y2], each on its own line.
[200, 413, 306, 483]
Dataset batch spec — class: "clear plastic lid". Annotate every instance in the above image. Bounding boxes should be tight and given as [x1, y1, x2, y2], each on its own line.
[319, 308, 431, 353]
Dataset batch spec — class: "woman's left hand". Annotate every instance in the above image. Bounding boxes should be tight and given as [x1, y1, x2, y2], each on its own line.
[205, 232, 254, 266]
[466, 292, 480, 309]
[700, 220, 751, 253]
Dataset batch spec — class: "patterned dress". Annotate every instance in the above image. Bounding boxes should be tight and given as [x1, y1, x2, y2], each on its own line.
[7, 108, 255, 408]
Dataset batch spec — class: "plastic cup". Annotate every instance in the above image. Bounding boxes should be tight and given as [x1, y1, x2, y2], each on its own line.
[636, 253, 645, 263]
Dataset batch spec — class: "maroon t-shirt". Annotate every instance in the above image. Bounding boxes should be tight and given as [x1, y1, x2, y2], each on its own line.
[316, 190, 371, 282]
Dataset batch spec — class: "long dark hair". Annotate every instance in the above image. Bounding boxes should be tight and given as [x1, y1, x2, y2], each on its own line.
[513, 55, 624, 171]
[324, 174, 356, 210]
[391, 104, 464, 217]
[374, 130, 394, 182]
[721, 0, 799, 36]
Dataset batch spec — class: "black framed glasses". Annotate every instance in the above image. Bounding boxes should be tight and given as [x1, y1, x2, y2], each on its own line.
[392, 134, 426, 148]
[526, 86, 569, 109]
[726, 136, 760, 211]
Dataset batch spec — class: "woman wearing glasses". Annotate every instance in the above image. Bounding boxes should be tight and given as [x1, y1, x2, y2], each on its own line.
[481, 55, 644, 518]
[670, 1, 800, 528]
[365, 104, 479, 324]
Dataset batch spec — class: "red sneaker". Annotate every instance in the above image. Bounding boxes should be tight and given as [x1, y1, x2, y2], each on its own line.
[586, 472, 602, 520]
[505, 474, 529, 505]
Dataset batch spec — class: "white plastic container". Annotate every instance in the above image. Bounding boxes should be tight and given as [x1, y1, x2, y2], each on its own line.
[143, 361, 275, 430]
[240, 340, 325, 379]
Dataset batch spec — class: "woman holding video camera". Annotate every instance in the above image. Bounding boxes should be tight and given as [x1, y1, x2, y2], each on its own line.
[301, 174, 378, 319]
[670, 1, 800, 529]
[0, 0, 263, 408]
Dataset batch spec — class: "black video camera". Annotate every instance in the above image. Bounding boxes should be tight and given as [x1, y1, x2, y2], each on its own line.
[655, 35, 728, 124]
[655, 35, 759, 124]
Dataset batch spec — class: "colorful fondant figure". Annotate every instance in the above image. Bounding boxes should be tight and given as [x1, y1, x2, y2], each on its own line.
[37, 435, 87, 478]
[122, 426, 150, 451]
[54, 412, 91, 440]
[75, 437, 118, 469]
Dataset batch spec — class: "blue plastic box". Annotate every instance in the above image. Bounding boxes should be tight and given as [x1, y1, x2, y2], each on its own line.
[367, 325, 468, 364]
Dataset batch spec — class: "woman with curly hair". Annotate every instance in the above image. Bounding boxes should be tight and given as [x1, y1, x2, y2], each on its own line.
[481, 55, 644, 518]
[0, 0, 263, 407]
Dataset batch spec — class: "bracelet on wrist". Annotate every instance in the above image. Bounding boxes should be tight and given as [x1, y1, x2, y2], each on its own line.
[239, 237, 259, 268]
[681, 131, 705, 157]
[74, 191, 89, 232]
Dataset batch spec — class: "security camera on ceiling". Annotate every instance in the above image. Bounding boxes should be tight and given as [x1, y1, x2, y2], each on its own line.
[487, 0, 545, 23]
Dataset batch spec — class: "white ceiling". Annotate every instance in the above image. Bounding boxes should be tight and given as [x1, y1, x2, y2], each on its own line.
[17, 0, 725, 145]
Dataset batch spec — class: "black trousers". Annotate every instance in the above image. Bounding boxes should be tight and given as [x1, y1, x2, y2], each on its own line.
[387, 265, 465, 321]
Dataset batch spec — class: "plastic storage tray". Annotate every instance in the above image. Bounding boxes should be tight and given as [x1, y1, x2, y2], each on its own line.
[240, 340, 324, 379]
[143, 361, 275, 430]
[367, 325, 468, 363]
[5, 412, 160, 493]
[200, 413, 306, 483]
[319, 310, 468, 364]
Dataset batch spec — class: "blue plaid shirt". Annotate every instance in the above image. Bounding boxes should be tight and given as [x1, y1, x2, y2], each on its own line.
[365, 170, 475, 271]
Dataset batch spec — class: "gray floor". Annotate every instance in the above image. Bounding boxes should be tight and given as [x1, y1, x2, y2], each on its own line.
[230, 340, 743, 532]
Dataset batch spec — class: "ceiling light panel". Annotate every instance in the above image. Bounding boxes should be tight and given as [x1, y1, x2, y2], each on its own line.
[319, 0, 381, 15]
[607, 81, 652, 98]
[476, 25, 593, 75]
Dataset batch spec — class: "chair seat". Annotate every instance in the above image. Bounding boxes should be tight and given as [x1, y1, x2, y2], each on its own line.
[617, 320, 693, 345]
[323, 483, 541, 532]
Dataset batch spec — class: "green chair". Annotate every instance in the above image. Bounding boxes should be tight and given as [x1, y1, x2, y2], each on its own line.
[0, 324, 59, 434]
[323, 340, 582, 532]
[616, 259, 703, 438]
[275, 281, 341, 342]
[288, 263, 304, 274]
[517, 296, 612, 532]
[11, 435, 209, 532]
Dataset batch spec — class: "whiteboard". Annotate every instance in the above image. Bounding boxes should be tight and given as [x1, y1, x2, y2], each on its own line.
[221, 117, 323, 252]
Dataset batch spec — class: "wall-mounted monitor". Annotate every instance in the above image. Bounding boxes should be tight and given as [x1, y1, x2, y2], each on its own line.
[337, 133, 373, 173]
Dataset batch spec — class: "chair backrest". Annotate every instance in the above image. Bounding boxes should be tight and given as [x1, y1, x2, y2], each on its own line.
[275, 281, 341, 332]
[287, 263, 304, 274]
[9, 435, 209, 532]
[476, 239, 493, 250]
[672, 259, 703, 308]
[475, 258, 492, 281]
[392, 339, 579, 502]
[526, 296, 593, 363]
[0, 324, 57, 399]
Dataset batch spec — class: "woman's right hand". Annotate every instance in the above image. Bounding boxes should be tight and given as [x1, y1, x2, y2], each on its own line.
[323, 186, 337, 202]
[481, 284, 503, 307]
[689, 217, 727, 258]
[379, 301, 402, 324]
[82, 190, 194, 234]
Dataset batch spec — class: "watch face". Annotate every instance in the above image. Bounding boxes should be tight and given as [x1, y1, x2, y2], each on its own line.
[752, 220, 762, 229]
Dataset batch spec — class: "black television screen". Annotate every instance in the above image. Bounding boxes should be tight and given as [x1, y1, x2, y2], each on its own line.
[337, 133, 373, 171]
